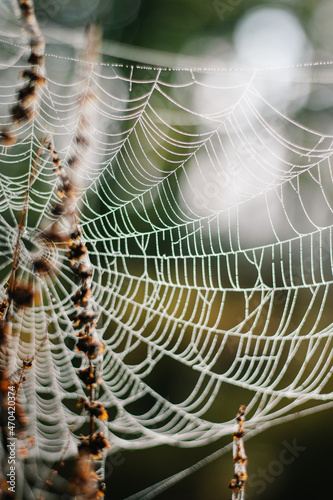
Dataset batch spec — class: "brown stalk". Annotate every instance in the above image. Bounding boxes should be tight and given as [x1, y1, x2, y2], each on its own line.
[228, 405, 248, 500]
[5, 142, 48, 322]
[44, 25, 108, 497]
[0, 1, 47, 494]
[0, 0, 45, 146]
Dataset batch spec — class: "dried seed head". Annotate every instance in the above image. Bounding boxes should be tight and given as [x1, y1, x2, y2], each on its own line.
[21, 69, 45, 86]
[0, 369, 28, 431]
[73, 263, 93, 280]
[18, 0, 33, 16]
[0, 300, 9, 316]
[67, 156, 77, 168]
[57, 179, 72, 198]
[67, 242, 87, 260]
[233, 429, 245, 439]
[78, 365, 100, 388]
[28, 51, 44, 65]
[72, 310, 98, 329]
[78, 432, 110, 459]
[98, 481, 106, 496]
[76, 335, 104, 360]
[78, 398, 108, 421]
[89, 402, 108, 421]
[70, 228, 82, 240]
[71, 286, 92, 306]
[51, 203, 66, 216]
[23, 359, 33, 369]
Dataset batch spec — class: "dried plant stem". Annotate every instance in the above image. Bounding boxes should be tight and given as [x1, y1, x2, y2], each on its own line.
[0, 0, 45, 146]
[17, 0, 45, 54]
[45, 26, 108, 497]
[0, 2, 46, 489]
[228, 405, 248, 500]
[89, 385, 96, 441]
[5, 142, 46, 322]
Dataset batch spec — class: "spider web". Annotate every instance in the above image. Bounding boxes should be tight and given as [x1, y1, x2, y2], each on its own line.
[1, 16, 333, 497]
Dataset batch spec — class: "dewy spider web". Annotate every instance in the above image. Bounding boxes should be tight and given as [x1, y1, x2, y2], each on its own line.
[1, 15, 333, 497]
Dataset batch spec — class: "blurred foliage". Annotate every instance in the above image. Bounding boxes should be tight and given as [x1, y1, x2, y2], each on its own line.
[32, 0, 321, 52]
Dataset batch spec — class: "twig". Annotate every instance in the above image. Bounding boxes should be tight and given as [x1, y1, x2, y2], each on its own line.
[5, 141, 48, 322]
[0, 2, 46, 492]
[44, 25, 108, 497]
[0, 0, 45, 146]
[228, 405, 248, 500]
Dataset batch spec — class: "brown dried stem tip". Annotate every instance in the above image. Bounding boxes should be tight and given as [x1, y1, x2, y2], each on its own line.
[0, 0, 45, 146]
[228, 405, 248, 500]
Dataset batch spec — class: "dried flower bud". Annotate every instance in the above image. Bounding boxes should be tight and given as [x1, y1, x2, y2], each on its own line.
[78, 432, 110, 459]
[71, 286, 92, 306]
[78, 398, 108, 421]
[72, 310, 98, 329]
[70, 228, 82, 240]
[28, 51, 44, 65]
[73, 263, 93, 280]
[18, 0, 33, 16]
[0, 300, 9, 316]
[67, 242, 87, 259]
[23, 359, 33, 369]
[78, 365, 100, 388]
[21, 69, 45, 86]
[76, 335, 104, 359]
